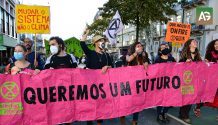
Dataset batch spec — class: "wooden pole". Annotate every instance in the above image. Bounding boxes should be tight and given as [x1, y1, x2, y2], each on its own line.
[34, 33, 37, 64]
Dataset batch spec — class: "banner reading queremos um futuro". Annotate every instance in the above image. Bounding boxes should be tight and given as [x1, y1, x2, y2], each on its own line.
[0, 62, 217, 125]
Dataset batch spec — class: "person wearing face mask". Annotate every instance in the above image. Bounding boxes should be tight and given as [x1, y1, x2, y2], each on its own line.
[154, 42, 172, 63]
[121, 42, 150, 125]
[9, 38, 45, 70]
[44, 36, 77, 69]
[154, 43, 176, 123]
[80, 30, 113, 72]
[80, 30, 113, 125]
[179, 39, 202, 124]
[155, 43, 176, 63]
[193, 39, 218, 120]
[5, 44, 40, 75]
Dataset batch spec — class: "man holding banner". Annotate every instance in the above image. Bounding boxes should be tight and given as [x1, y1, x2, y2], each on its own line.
[80, 29, 113, 125]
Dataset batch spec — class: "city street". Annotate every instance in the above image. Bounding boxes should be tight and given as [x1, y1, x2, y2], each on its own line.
[72, 107, 217, 125]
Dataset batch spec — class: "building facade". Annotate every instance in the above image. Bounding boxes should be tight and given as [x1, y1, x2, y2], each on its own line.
[0, 0, 18, 71]
[117, 0, 218, 61]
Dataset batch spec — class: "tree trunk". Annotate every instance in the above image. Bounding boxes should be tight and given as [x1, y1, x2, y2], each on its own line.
[136, 13, 140, 42]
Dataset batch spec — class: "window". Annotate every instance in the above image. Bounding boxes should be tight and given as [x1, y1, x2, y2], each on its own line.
[10, 6, 13, 16]
[5, 2, 9, 12]
[186, 12, 191, 24]
[177, 15, 182, 22]
[1, 8, 4, 33]
[5, 13, 9, 35]
[9, 16, 14, 36]
[0, 0, 4, 7]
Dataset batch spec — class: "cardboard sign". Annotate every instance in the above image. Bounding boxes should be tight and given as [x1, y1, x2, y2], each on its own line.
[165, 22, 191, 43]
[172, 42, 182, 48]
[15, 5, 50, 34]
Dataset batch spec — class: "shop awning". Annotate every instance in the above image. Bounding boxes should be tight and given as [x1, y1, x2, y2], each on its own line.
[0, 46, 6, 51]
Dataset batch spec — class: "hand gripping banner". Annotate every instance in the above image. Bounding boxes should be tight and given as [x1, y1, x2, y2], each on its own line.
[0, 62, 217, 125]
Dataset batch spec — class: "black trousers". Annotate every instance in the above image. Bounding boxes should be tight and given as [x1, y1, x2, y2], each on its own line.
[179, 105, 192, 119]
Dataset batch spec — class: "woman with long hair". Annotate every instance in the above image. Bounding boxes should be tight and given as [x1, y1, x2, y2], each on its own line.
[179, 39, 202, 124]
[5, 44, 40, 75]
[120, 42, 150, 125]
[194, 39, 218, 120]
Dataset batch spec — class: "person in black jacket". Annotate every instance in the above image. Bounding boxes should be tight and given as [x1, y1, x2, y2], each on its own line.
[205, 39, 218, 63]
[44, 36, 78, 70]
[179, 39, 202, 124]
[80, 30, 113, 125]
[155, 43, 176, 123]
[120, 42, 150, 125]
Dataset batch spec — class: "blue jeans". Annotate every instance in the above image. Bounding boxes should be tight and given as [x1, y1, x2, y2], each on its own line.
[133, 112, 139, 121]
[157, 106, 170, 115]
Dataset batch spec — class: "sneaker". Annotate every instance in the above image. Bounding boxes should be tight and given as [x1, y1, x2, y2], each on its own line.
[193, 107, 201, 117]
[132, 121, 137, 125]
[157, 114, 165, 123]
[163, 113, 170, 123]
[182, 118, 191, 124]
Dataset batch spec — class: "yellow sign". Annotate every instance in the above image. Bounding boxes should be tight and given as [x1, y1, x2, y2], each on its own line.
[15, 5, 50, 34]
[172, 42, 182, 48]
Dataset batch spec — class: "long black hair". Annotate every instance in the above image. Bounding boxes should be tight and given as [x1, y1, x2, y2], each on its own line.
[180, 39, 202, 61]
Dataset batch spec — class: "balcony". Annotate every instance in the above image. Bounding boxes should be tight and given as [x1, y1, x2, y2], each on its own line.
[194, 0, 207, 5]
[181, 0, 206, 9]
[191, 23, 205, 35]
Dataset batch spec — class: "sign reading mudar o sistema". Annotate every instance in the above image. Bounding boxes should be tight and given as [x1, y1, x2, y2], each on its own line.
[15, 5, 50, 34]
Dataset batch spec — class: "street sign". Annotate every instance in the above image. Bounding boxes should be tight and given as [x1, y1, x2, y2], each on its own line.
[196, 7, 213, 25]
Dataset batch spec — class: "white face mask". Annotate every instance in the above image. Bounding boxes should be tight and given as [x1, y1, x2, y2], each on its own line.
[99, 42, 105, 49]
[50, 45, 58, 55]
[81, 58, 86, 63]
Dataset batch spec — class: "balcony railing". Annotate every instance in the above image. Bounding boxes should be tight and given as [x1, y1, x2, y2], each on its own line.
[181, 0, 206, 9]
[191, 23, 205, 31]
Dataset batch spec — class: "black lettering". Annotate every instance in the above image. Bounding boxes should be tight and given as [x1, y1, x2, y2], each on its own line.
[58, 86, 67, 101]
[164, 76, 170, 89]
[120, 82, 131, 96]
[69, 85, 75, 101]
[172, 76, 181, 89]
[77, 85, 88, 100]
[37, 88, 48, 104]
[142, 79, 149, 92]
[49, 86, 57, 102]
[136, 80, 141, 94]
[109, 83, 118, 97]
[24, 87, 36, 104]
[150, 78, 156, 91]
[99, 83, 106, 99]
[90, 84, 99, 100]
[157, 77, 163, 90]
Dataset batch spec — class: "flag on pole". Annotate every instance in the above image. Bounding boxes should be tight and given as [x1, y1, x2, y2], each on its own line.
[104, 11, 124, 45]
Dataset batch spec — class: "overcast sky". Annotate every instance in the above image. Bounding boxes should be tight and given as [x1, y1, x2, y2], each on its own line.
[21, 0, 108, 40]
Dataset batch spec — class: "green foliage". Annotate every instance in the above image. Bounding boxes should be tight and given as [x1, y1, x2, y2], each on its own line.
[88, 18, 110, 36]
[89, 0, 178, 40]
[45, 37, 95, 58]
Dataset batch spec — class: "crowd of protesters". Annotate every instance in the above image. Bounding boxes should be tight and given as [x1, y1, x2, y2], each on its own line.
[1, 28, 218, 125]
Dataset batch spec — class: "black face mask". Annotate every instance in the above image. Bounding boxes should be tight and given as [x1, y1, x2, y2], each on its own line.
[214, 50, 218, 54]
[161, 48, 170, 55]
